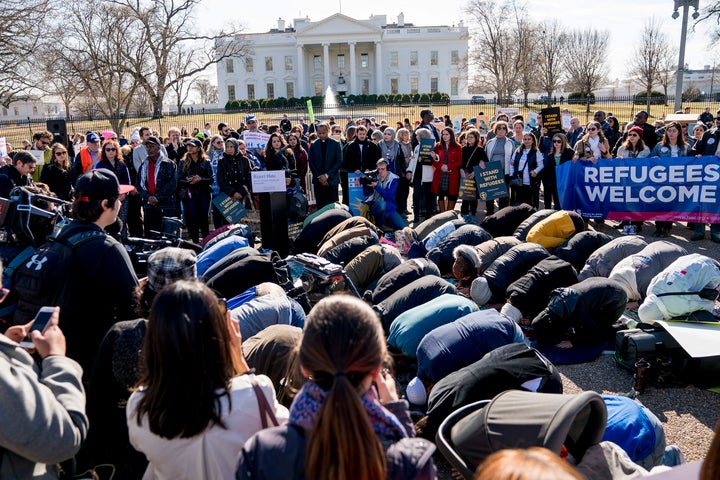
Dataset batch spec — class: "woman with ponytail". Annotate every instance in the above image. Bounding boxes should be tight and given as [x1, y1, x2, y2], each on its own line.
[238, 295, 437, 479]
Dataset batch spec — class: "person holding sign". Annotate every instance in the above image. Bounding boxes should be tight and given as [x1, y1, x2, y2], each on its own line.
[431, 127, 462, 213]
[484, 121, 515, 210]
[460, 129, 489, 220]
[649, 122, 690, 238]
[217, 139, 253, 212]
[407, 129, 436, 225]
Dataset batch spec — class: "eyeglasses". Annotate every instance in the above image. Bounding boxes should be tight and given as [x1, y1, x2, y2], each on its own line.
[213, 140, 223, 145]
[497, 126, 507, 130]
[552, 140, 562, 143]
[587, 127, 598, 131]
[55, 151, 68, 155]
[628, 133, 639, 137]
[104, 148, 117, 152]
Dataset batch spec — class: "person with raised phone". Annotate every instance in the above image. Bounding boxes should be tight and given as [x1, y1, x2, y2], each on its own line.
[0, 302, 88, 479]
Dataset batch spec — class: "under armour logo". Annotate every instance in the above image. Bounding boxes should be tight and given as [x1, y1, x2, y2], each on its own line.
[26, 255, 48, 271]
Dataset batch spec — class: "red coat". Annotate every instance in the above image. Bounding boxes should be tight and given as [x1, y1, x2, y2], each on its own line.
[431, 142, 463, 195]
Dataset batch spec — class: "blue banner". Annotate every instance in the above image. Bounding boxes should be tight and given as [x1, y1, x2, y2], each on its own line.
[474, 161, 508, 201]
[557, 156, 720, 223]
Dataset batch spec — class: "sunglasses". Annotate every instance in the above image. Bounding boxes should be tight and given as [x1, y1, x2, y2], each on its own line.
[55, 151, 68, 155]
[104, 148, 117, 152]
[497, 126, 507, 130]
[628, 133, 639, 137]
[552, 140, 562, 143]
[587, 128, 598, 131]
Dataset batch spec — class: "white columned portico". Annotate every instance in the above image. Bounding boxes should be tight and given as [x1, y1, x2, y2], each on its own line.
[296, 44, 305, 97]
[323, 43, 331, 91]
[374, 41, 382, 93]
[349, 42, 357, 96]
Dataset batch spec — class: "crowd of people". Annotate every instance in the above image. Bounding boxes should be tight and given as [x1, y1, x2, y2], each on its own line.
[0, 105, 719, 479]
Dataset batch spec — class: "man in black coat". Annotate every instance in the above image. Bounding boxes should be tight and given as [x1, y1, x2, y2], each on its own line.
[308, 123, 342, 208]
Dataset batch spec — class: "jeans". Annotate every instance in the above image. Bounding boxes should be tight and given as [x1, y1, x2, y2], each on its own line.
[370, 198, 407, 230]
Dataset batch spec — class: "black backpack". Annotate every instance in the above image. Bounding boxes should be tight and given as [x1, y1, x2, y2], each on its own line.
[288, 187, 308, 221]
[13, 230, 105, 324]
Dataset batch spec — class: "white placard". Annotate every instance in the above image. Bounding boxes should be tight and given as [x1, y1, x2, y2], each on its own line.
[243, 131, 270, 151]
[0, 138, 7, 158]
[28, 150, 45, 165]
[651, 319, 720, 358]
[251, 170, 286, 193]
[562, 113, 572, 130]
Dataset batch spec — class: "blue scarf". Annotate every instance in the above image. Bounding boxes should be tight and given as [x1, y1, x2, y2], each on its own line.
[289, 381, 407, 442]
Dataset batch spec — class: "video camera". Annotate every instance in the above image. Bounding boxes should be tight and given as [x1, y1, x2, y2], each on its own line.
[0, 187, 70, 247]
[359, 169, 379, 186]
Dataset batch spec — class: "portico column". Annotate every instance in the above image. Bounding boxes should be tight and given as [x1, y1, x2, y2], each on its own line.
[374, 41, 382, 94]
[349, 42, 357, 96]
[323, 43, 331, 92]
[296, 44, 305, 97]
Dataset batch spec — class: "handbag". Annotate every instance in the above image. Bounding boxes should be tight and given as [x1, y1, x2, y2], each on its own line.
[509, 161, 526, 188]
[249, 375, 280, 428]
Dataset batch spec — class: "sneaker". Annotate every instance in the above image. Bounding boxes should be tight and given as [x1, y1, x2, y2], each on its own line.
[621, 225, 630, 235]
[626, 225, 637, 235]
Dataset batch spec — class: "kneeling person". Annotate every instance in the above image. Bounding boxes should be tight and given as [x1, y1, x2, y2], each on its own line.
[366, 158, 406, 230]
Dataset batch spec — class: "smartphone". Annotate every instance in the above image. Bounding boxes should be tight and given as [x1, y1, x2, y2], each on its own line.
[19, 306, 55, 349]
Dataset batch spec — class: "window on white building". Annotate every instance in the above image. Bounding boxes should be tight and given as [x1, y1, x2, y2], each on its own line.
[362, 79, 369, 95]
[410, 77, 418, 94]
[315, 81, 323, 96]
[410, 51, 418, 66]
[361, 53, 369, 68]
[265, 56, 273, 71]
[247, 84, 255, 100]
[451, 77, 458, 96]
[337, 54, 345, 70]
[285, 55, 293, 71]
[2, 108, 6, 116]
[430, 77, 438, 93]
[451, 50, 459, 65]
[227, 85, 236, 101]
[226, 58, 234, 73]
[13, 107, 18, 116]
[390, 78, 398, 94]
[267, 83, 275, 99]
[286, 82, 294, 98]
[314, 56, 321, 71]
[245, 58, 253, 72]
[390, 51, 398, 67]
[430, 51, 438, 66]
[32, 106, 38, 115]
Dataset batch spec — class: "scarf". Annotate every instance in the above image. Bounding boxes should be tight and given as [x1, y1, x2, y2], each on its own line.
[289, 381, 407, 442]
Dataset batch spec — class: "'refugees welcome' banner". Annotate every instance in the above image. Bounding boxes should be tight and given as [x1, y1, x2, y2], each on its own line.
[557, 156, 720, 223]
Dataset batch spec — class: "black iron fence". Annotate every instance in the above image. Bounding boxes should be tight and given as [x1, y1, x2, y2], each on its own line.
[1, 95, 718, 149]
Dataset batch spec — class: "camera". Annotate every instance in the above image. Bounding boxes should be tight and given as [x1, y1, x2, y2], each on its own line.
[359, 169, 379, 186]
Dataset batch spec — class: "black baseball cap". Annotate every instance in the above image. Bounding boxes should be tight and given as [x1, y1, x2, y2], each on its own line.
[144, 136, 161, 146]
[76, 168, 134, 202]
[420, 109, 434, 117]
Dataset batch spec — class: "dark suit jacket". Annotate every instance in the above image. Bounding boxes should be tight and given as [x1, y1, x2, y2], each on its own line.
[342, 139, 381, 173]
[308, 138, 342, 186]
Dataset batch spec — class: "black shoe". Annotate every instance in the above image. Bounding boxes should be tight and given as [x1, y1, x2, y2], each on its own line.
[690, 233, 705, 241]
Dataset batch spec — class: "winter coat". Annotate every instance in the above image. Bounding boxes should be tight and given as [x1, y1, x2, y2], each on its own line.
[480, 203, 535, 238]
[505, 256, 579, 320]
[425, 225, 492, 275]
[374, 276, 457, 333]
[513, 209, 557, 241]
[607, 240, 687, 301]
[323, 234, 379, 267]
[483, 243, 550, 302]
[416, 309, 523, 384]
[431, 142, 462, 195]
[369, 258, 441, 304]
[577, 235, 648, 282]
[388, 294, 479, 359]
[474, 236, 523, 274]
[526, 210, 585, 250]
[531, 277, 628, 346]
[230, 294, 306, 340]
[294, 208, 353, 254]
[638, 254, 720, 321]
[553, 231, 613, 273]
[138, 155, 177, 208]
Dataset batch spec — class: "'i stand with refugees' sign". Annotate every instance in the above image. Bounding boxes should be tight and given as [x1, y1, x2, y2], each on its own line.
[474, 161, 508, 201]
[556, 156, 720, 223]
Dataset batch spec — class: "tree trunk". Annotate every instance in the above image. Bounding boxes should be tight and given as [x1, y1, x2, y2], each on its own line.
[646, 88, 652, 116]
[152, 94, 164, 119]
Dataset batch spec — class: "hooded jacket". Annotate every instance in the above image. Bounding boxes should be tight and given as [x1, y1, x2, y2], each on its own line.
[553, 231, 613, 273]
[577, 235, 648, 281]
[526, 210, 585, 251]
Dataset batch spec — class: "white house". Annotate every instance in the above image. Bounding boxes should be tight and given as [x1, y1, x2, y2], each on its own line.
[216, 13, 469, 104]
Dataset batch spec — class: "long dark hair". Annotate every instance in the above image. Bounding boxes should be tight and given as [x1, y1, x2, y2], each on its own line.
[440, 126, 458, 148]
[302, 296, 387, 480]
[181, 145, 208, 176]
[134, 280, 246, 438]
[660, 121, 687, 147]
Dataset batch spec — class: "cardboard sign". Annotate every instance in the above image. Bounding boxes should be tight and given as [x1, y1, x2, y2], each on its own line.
[212, 192, 248, 224]
[474, 161, 508, 201]
[541, 107, 563, 135]
[347, 173, 365, 216]
[242, 131, 270, 151]
[251, 170, 286, 193]
[288, 221, 303, 241]
[418, 138, 435, 166]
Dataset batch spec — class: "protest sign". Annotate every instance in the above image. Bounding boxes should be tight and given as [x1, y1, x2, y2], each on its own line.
[0, 138, 7, 158]
[212, 192, 248, 224]
[474, 161, 508, 201]
[243, 131, 270, 151]
[561, 113, 572, 130]
[347, 173, 365, 215]
[541, 107, 563, 135]
[251, 170, 286, 193]
[418, 138, 435, 165]
[307, 99, 315, 123]
[288, 221, 303, 241]
[556, 156, 720, 223]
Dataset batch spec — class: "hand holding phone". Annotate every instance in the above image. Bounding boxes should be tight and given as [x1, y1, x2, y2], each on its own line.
[19, 307, 65, 358]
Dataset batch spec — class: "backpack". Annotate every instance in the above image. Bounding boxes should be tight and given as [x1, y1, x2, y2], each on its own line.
[288, 187, 308, 221]
[13, 230, 105, 325]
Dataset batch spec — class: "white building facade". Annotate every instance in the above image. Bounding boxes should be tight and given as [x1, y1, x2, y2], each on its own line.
[217, 13, 469, 104]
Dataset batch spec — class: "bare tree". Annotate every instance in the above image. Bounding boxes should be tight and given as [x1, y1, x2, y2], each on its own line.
[37, 56, 84, 119]
[465, 0, 528, 105]
[562, 28, 610, 96]
[627, 18, 671, 114]
[194, 78, 219, 105]
[47, 0, 142, 134]
[695, 1, 720, 43]
[516, 20, 540, 107]
[106, 0, 250, 118]
[0, 0, 50, 106]
[537, 20, 567, 104]
[167, 46, 197, 114]
[657, 45, 678, 104]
